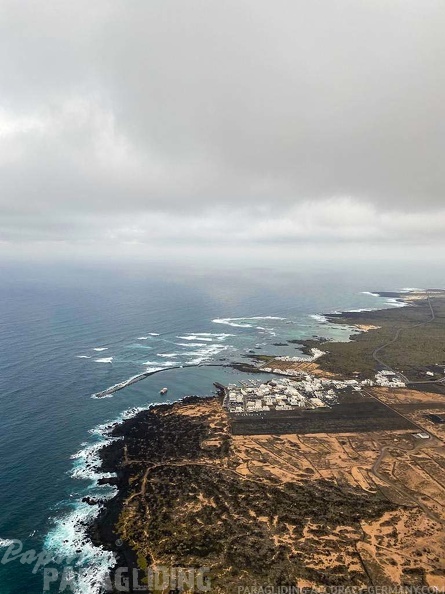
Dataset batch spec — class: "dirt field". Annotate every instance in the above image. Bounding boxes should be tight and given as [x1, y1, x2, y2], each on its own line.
[106, 392, 445, 591]
[232, 427, 445, 581]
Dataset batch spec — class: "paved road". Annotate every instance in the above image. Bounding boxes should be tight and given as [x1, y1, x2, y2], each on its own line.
[371, 439, 445, 524]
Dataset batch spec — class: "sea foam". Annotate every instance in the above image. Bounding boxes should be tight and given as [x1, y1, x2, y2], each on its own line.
[212, 316, 286, 329]
[246, 316, 286, 320]
[193, 332, 235, 338]
[310, 314, 328, 323]
[162, 361, 178, 367]
[178, 335, 213, 341]
[400, 287, 424, 292]
[212, 318, 253, 328]
[45, 403, 162, 594]
[186, 343, 228, 365]
[385, 298, 407, 308]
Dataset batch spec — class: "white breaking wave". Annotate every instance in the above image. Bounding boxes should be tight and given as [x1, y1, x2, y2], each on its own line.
[361, 291, 380, 297]
[45, 503, 116, 594]
[192, 332, 235, 338]
[310, 314, 328, 323]
[94, 357, 113, 363]
[145, 360, 179, 367]
[245, 316, 286, 320]
[178, 332, 236, 342]
[77, 355, 91, 359]
[143, 361, 179, 368]
[400, 287, 424, 292]
[213, 316, 285, 328]
[0, 538, 14, 548]
[70, 443, 116, 483]
[46, 403, 168, 594]
[89, 405, 154, 437]
[137, 336, 149, 340]
[177, 335, 213, 341]
[212, 318, 253, 328]
[186, 343, 228, 365]
[386, 299, 407, 308]
[148, 332, 160, 336]
[170, 331, 238, 365]
[93, 348, 108, 352]
[46, 453, 118, 591]
[89, 408, 140, 438]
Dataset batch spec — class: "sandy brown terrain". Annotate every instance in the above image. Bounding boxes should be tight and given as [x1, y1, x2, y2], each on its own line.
[104, 393, 445, 591]
[92, 290, 445, 592]
[230, 424, 445, 588]
[213, 388, 445, 587]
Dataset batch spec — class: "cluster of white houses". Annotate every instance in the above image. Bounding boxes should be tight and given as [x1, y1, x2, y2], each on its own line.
[225, 375, 360, 414]
[373, 370, 406, 388]
[225, 369, 406, 414]
[273, 350, 325, 363]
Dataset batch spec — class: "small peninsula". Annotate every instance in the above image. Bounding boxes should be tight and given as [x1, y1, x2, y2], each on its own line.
[91, 290, 445, 592]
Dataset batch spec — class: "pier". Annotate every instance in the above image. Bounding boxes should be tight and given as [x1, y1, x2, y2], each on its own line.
[91, 366, 184, 398]
[91, 363, 228, 398]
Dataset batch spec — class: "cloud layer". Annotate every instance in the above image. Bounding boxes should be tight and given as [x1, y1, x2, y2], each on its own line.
[1, 0, 444, 259]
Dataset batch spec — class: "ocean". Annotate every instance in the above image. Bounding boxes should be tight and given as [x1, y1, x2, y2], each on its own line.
[0, 259, 441, 593]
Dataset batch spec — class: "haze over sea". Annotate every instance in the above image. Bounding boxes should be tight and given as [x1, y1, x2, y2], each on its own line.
[0, 260, 442, 594]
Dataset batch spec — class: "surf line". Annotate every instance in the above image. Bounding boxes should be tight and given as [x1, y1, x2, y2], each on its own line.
[91, 363, 225, 399]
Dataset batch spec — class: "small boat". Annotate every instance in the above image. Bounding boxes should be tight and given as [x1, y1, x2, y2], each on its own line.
[159, 387, 168, 395]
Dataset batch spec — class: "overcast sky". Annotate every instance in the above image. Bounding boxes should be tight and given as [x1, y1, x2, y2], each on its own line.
[1, 0, 444, 263]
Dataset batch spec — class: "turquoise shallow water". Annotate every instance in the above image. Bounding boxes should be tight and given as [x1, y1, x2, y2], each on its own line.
[0, 260, 442, 593]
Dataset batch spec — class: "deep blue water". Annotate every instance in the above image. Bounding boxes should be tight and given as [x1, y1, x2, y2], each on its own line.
[0, 260, 442, 593]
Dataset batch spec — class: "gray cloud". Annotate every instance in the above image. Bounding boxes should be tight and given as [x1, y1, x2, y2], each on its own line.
[1, 0, 444, 258]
